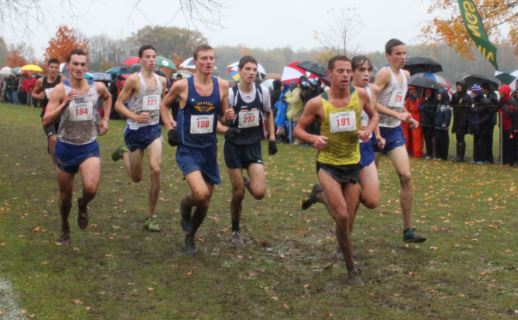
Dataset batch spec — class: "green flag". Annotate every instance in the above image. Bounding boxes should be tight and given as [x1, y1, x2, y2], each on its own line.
[457, 0, 498, 69]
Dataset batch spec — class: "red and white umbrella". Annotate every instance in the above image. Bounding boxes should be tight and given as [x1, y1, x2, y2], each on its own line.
[122, 56, 140, 66]
[281, 61, 320, 85]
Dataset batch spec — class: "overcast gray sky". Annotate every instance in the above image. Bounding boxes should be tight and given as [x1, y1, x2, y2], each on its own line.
[1, 0, 431, 59]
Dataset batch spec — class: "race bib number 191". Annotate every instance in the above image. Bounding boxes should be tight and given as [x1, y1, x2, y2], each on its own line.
[329, 111, 356, 133]
[70, 101, 93, 122]
[143, 95, 160, 111]
[190, 114, 214, 134]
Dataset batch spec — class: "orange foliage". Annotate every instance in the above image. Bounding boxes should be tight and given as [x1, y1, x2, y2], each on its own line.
[45, 25, 88, 63]
[422, 0, 518, 59]
[5, 50, 27, 67]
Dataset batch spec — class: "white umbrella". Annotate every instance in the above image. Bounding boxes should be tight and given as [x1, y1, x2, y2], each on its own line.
[179, 57, 196, 70]
[0, 66, 14, 78]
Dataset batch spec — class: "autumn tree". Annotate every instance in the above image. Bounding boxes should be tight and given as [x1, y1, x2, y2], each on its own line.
[5, 50, 27, 67]
[423, 0, 518, 59]
[45, 25, 88, 63]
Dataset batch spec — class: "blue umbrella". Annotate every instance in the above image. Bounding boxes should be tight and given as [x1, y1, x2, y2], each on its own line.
[105, 66, 129, 75]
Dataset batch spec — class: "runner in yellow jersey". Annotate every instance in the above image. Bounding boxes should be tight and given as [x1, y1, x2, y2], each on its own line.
[294, 55, 378, 285]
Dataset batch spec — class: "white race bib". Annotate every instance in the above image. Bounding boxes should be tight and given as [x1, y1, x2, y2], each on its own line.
[388, 88, 405, 108]
[142, 95, 160, 111]
[238, 109, 260, 128]
[329, 111, 356, 133]
[69, 100, 94, 122]
[190, 114, 214, 134]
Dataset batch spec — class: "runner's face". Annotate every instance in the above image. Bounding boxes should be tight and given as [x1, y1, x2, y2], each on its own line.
[387, 45, 406, 69]
[352, 61, 372, 88]
[47, 63, 59, 77]
[67, 54, 87, 81]
[195, 50, 215, 75]
[329, 60, 352, 90]
[239, 62, 258, 85]
[140, 49, 156, 71]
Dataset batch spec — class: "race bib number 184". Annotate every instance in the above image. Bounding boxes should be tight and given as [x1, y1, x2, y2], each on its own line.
[70, 101, 93, 122]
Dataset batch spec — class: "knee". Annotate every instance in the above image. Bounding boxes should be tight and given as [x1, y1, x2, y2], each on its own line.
[252, 191, 265, 200]
[232, 187, 245, 202]
[130, 173, 143, 183]
[398, 172, 412, 187]
[150, 164, 161, 177]
[362, 197, 379, 209]
[192, 190, 211, 205]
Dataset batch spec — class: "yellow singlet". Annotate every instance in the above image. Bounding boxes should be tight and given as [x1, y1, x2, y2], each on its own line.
[317, 91, 361, 166]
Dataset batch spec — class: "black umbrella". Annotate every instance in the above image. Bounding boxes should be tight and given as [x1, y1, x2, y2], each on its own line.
[408, 74, 445, 89]
[405, 56, 443, 75]
[461, 74, 499, 91]
[296, 61, 328, 77]
[495, 72, 517, 85]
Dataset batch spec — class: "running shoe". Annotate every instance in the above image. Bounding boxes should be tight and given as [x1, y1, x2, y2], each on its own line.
[403, 227, 427, 243]
[77, 198, 89, 230]
[347, 267, 365, 286]
[185, 235, 196, 256]
[301, 183, 322, 210]
[111, 145, 129, 161]
[144, 216, 160, 232]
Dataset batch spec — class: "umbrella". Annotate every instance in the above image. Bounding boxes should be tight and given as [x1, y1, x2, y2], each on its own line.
[128, 64, 141, 73]
[461, 74, 499, 91]
[173, 70, 192, 79]
[494, 71, 516, 85]
[405, 57, 443, 75]
[105, 66, 129, 75]
[296, 61, 328, 77]
[92, 72, 112, 82]
[281, 61, 305, 84]
[156, 56, 176, 70]
[261, 79, 275, 91]
[179, 57, 196, 70]
[408, 72, 447, 89]
[11, 67, 21, 75]
[122, 56, 140, 66]
[84, 72, 94, 80]
[0, 66, 14, 78]
[21, 64, 44, 73]
[225, 61, 266, 81]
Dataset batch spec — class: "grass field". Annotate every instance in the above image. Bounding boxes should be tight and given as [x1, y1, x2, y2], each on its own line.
[0, 103, 517, 319]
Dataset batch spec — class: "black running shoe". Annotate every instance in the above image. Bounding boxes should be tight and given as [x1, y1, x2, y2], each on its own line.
[403, 227, 427, 243]
[301, 184, 322, 210]
[185, 235, 196, 256]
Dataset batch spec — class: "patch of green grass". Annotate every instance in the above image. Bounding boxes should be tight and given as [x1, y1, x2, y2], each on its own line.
[0, 103, 517, 319]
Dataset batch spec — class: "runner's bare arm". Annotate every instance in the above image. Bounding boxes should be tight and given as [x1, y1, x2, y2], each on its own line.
[218, 78, 234, 124]
[31, 78, 45, 100]
[97, 82, 112, 135]
[42, 84, 72, 126]
[366, 84, 385, 147]
[160, 79, 185, 131]
[357, 88, 378, 141]
[294, 97, 327, 150]
[113, 74, 150, 123]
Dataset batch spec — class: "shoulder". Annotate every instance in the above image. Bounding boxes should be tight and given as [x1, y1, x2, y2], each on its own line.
[374, 67, 391, 87]
[95, 81, 108, 92]
[217, 77, 229, 90]
[171, 78, 188, 93]
[402, 69, 410, 80]
[306, 95, 323, 112]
